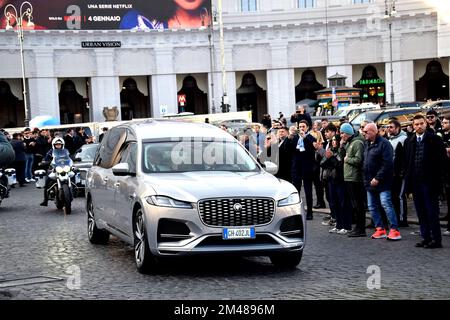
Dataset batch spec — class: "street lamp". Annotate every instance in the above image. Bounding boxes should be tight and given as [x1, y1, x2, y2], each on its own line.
[384, 0, 397, 106]
[4, 1, 34, 127]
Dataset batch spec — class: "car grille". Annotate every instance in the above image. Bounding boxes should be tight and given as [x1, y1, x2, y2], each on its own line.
[198, 198, 275, 227]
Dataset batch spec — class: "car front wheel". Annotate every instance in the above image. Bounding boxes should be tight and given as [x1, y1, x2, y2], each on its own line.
[134, 208, 157, 274]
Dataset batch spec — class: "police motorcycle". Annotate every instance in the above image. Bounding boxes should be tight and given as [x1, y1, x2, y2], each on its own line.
[39, 149, 76, 215]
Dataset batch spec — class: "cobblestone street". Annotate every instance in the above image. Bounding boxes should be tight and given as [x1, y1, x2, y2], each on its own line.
[1, 186, 449, 300]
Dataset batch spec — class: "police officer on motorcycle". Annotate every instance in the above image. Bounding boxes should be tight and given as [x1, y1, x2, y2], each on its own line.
[40, 137, 71, 206]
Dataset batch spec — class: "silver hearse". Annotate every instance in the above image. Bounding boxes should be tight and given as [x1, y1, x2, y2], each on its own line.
[86, 120, 305, 273]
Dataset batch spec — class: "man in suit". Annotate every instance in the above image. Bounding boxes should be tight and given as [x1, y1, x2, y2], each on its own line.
[404, 114, 446, 248]
[264, 126, 293, 182]
[290, 120, 317, 220]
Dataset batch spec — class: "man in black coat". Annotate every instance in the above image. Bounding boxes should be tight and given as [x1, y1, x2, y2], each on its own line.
[404, 114, 446, 248]
[10, 133, 26, 187]
[0, 130, 15, 193]
[290, 105, 312, 128]
[274, 126, 293, 182]
[64, 129, 76, 156]
[290, 120, 316, 220]
[0, 130, 15, 168]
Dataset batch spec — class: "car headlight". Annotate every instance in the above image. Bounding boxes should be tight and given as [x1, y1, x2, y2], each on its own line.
[63, 166, 71, 173]
[278, 192, 300, 207]
[55, 166, 63, 174]
[146, 196, 193, 209]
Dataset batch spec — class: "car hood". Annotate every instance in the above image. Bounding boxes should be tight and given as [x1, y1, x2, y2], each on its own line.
[140, 171, 296, 202]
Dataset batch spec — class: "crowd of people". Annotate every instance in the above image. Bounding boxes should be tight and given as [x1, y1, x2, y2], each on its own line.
[229, 105, 450, 248]
[0, 127, 97, 187]
[2, 107, 450, 248]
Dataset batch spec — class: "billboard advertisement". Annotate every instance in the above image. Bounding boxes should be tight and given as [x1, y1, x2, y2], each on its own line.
[0, 0, 212, 30]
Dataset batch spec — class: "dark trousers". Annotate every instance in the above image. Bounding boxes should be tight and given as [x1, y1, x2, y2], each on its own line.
[313, 166, 325, 205]
[392, 176, 408, 225]
[345, 181, 366, 231]
[292, 174, 313, 215]
[446, 186, 450, 231]
[12, 160, 26, 186]
[412, 183, 442, 244]
[328, 180, 350, 230]
[42, 177, 56, 202]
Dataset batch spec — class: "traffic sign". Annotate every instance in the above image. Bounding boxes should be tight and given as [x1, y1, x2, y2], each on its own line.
[178, 94, 186, 106]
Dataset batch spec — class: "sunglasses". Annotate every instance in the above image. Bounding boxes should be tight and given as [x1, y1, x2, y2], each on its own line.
[426, 115, 436, 119]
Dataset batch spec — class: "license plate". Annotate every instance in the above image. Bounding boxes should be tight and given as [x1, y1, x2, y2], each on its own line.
[222, 227, 255, 240]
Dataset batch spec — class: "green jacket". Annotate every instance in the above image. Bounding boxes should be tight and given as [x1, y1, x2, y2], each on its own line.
[341, 132, 365, 182]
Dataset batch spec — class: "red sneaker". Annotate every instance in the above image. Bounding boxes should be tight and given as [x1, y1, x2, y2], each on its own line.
[387, 229, 402, 241]
[371, 227, 387, 239]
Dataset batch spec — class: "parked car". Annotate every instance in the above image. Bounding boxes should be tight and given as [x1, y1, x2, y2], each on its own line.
[86, 120, 305, 273]
[333, 103, 381, 121]
[73, 143, 99, 196]
[351, 107, 423, 130]
[420, 100, 450, 110]
[395, 101, 424, 108]
[420, 100, 450, 119]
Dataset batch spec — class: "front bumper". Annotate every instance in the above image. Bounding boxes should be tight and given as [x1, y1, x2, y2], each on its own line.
[143, 201, 305, 257]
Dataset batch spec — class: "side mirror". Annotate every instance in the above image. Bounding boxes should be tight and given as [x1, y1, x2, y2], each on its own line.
[112, 163, 135, 176]
[263, 161, 278, 175]
[74, 157, 82, 162]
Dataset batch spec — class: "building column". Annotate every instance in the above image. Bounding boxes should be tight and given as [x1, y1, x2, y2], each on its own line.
[90, 49, 121, 122]
[151, 74, 178, 117]
[267, 69, 295, 118]
[90, 76, 121, 122]
[385, 60, 415, 104]
[209, 71, 237, 113]
[28, 50, 60, 121]
[150, 48, 177, 117]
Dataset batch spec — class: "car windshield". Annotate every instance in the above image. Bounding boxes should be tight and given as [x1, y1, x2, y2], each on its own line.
[142, 140, 260, 173]
[77, 144, 98, 161]
[333, 109, 348, 117]
[351, 112, 380, 125]
[52, 149, 73, 167]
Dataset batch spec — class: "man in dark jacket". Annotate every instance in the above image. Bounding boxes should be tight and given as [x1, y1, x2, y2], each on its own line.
[290, 120, 316, 220]
[0, 131, 15, 193]
[425, 109, 442, 133]
[64, 129, 76, 156]
[10, 133, 26, 187]
[404, 114, 446, 248]
[317, 123, 347, 232]
[363, 123, 401, 241]
[266, 127, 292, 182]
[290, 105, 312, 128]
[0, 130, 15, 168]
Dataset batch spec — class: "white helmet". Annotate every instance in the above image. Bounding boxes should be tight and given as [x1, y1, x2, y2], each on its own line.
[51, 137, 65, 149]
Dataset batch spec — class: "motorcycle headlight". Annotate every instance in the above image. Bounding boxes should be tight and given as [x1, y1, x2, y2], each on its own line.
[55, 167, 64, 174]
[278, 192, 300, 207]
[146, 196, 193, 209]
[63, 166, 71, 173]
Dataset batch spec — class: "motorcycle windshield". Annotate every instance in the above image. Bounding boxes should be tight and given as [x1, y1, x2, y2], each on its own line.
[52, 149, 73, 167]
